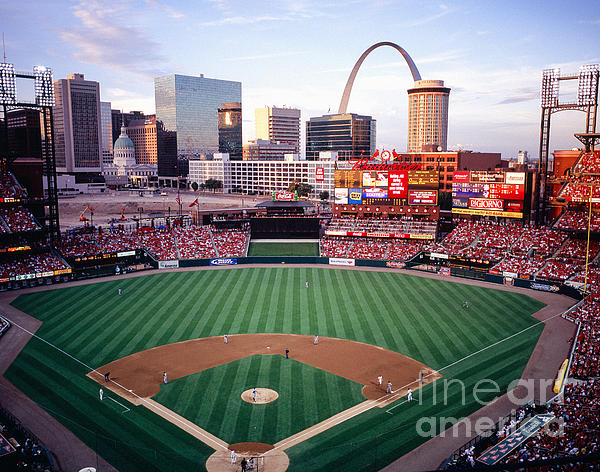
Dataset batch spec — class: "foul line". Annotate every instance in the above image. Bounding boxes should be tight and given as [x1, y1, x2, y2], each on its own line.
[385, 318, 548, 414]
[107, 396, 130, 413]
[4, 317, 229, 452]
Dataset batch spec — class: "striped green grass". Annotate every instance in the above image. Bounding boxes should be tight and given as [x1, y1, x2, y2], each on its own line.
[6, 268, 546, 471]
[154, 355, 364, 444]
[248, 242, 319, 256]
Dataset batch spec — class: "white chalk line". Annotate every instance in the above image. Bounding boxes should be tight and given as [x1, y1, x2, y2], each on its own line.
[5, 317, 228, 451]
[107, 396, 130, 413]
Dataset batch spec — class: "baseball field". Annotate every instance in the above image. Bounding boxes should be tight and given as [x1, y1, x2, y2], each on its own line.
[4, 267, 545, 471]
[247, 242, 320, 256]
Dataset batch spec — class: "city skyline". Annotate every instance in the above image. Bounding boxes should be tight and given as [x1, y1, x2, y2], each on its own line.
[2, 0, 600, 158]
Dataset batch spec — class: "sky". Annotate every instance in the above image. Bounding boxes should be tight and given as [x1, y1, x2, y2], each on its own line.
[2, 0, 600, 159]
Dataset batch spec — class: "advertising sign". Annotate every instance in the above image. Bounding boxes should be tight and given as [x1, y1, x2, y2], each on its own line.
[158, 260, 179, 269]
[409, 190, 438, 205]
[315, 167, 325, 182]
[273, 190, 297, 201]
[209, 258, 238, 265]
[329, 258, 356, 266]
[408, 170, 439, 188]
[506, 172, 526, 185]
[363, 189, 388, 199]
[487, 184, 524, 200]
[334, 170, 362, 188]
[506, 201, 524, 212]
[470, 170, 504, 183]
[362, 171, 388, 187]
[452, 183, 484, 198]
[388, 171, 408, 198]
[440, 267, 451, 276]
[469, 198, 504, 210]
[452, 171, 470, 183]
[334, 188, 349, 204]
[348, 188, 363, 204]
[452, 207, 523, 218]
[452, 197, 469, 208]
[117, 250, 136, 257]
[386, 261, 405, 269]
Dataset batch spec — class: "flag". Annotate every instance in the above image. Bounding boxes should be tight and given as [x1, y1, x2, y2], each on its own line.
[189, 198, 198, 207]
[87, 205, 94, 212]
[175, 195, 181, 205]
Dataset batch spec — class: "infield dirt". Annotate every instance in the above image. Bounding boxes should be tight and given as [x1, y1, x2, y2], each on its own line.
[89, 333, 440, 407]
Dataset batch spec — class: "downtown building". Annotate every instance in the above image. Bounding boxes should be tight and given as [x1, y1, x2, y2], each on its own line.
[255, 106, 301, 154]
[188, 153, 334, 197]
[305, 113, 376, 161]
[407, 80, 450, 152]
[218, 102, 242, 160]
[154, 73, 241, 179]
[52, 73, 102, 174]
[126, 116, 158, 165]
[100, 101, 113, 169]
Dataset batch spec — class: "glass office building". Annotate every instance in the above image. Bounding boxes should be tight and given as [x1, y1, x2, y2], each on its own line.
[154, 74, 241, 177]
[305, 113, 376, 161]
[218, 102, 242, 160]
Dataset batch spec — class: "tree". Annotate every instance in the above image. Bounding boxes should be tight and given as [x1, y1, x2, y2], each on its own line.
[319, 190, 330, 201]
[191, 182, 199, 191]
[205, 179, 223, 193]
[297, 183, 313, 197]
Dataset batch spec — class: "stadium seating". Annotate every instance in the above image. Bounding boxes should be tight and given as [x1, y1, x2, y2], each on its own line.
[173, 226, 217, 259]
[0, 206, 40, 232]
[0, 171, 27, 198]
[573, 150, 600, 174]
[137, 228, 178, 261]
[0, 252, 69, 278]
[321, 236, 428, 261]
[555, 210, 600, 232]
[212, 229, 249, 258]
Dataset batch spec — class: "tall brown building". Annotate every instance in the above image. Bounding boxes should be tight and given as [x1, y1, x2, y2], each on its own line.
[126, 116, 157, 165]
[6, 109, 42, 158]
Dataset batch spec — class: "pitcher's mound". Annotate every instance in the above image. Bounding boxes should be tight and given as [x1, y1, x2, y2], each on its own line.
[241, 388, 278, 404]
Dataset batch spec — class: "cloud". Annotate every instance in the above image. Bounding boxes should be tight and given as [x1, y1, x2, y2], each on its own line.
[401, 4, 453, 28]
[497, 88, 539, 105]
[222, 51, 307, 61]
[59, 0, 167, 79]
[145, 0, 185, 19]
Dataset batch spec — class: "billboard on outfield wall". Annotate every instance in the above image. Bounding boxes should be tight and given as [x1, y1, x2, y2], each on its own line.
[329, 258, 355, 266]
[159, 260, 179, 269]
[409, 190, 438, 205]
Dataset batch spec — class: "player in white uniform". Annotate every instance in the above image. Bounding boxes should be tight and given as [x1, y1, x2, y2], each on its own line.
[387, 381, 392, 393]
[163, 371, 168, 384]
[407, 388, 413, 402]
[230, 449, 236, 464]
[377, 375, 383, 388]
[314, 335, 319, 344]
[99, 387, 103, 400]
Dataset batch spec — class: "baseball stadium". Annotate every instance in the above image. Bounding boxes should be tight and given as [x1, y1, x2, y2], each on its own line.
[1, 63, 600, 472]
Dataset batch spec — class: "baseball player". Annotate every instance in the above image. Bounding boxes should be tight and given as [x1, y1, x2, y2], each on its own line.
[314, 335, 319, 344]
[163, 371, 168, 384]
[386, 381, 392, 394]
[253, 388, 257, 402]
[462, 300, 469, 309]
[118, 288, 122, 296]
[99, 387, 103, 401]
[230, 449, 236, 464]
[306, 281, 309, 288]
[285, 349, 289, 359]
[407, 388, 413, 402]
[104, 372, 110, 382]
[224, 334, 228, 344]
[377, 375, 383, 388]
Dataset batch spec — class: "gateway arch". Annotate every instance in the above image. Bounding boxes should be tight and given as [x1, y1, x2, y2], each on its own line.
[338, 42, 421, 114]
[337, 42, 449, 152]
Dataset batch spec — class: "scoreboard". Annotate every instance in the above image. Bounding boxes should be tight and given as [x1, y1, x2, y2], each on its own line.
[451, 171, 526, 218]
[334, 169, 438, 206]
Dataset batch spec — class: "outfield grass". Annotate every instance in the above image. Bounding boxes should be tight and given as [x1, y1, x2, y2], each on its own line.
[248, 242, 319, 256]
[154, 355, 365, 444]
[6, 268, 546, 471]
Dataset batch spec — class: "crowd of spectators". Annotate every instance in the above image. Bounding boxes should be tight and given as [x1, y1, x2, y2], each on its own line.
[0, 405, 54, 471]
[493, 256, 544, 276]
[173, 226, 217, 259]
[573, 150, 600, 174]
[211, 229, 249, 258]
[536, 260, 583, 282]
[0, 252, 69, 278]
[499, 382, 600, 469]
[556, 210, 600, 232]
[0, 171, 27, 199]
[320, 236, 427, 261]
[326, 216, 437, 237]
[136, 228, 178, 261]
[0, 207, 39, 233]
[510, 227, 566, 258]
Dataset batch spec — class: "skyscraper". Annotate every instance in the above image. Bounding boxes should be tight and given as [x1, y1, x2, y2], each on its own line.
[126, 116, 157, 165]
[407, 80, 450, 153]
[111, 109, 146, 144]
[154, 73, 241, 177]
[100, 101, 113, 169]
[255, 106, 301, 153]
[5, 109, 42, 158]
[52, 73, 102, 173]
[306, 113, 375, 161]
[218, 102, 242, 160]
